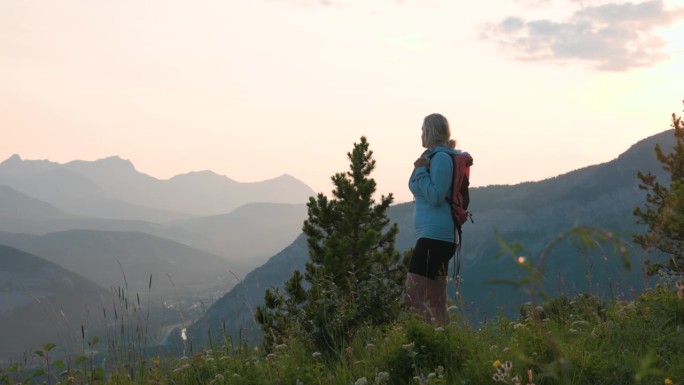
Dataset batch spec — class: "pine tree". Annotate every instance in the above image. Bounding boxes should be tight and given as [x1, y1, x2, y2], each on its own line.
[255, 137, 406, 354]
[633, 101, 684, 275]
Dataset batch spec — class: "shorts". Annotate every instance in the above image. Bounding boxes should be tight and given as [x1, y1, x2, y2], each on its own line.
[408, 237, 457, 279]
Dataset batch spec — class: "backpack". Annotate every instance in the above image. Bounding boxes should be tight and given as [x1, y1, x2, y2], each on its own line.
[428, 151, 474, 278]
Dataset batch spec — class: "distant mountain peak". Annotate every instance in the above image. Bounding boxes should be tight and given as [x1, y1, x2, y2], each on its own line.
[170, 170, 237, 183]
[1, 154, 22, 165]
[93, 155, 136, 169]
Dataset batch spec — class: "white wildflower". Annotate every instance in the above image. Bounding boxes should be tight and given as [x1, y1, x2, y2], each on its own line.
[312, 352, 322, 358]
[374, 371, 390, 385]
[275, 344, 288, 351]
[354, 377, 368, 385]
[402, 342, 415, 350]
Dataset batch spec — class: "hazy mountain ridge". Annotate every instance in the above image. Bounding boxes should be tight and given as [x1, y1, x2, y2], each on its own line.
[0, 154, 315, 221]
[180, 129, 675, 348]
[171, 202, 308, 267]
[0, 245, 111, 359]
[0, 230, 237, 300]
[0, 185, 73, 222]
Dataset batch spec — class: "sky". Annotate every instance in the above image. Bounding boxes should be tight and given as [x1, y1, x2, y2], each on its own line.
[1, 0, 683, 204]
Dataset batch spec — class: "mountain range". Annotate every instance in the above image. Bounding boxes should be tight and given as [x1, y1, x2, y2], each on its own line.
[0, 155, 314, 359]
[0, 130, 676, 359]
[0, 154, 314, 220]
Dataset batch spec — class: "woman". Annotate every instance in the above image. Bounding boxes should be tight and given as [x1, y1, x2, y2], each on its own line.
[405, 113, 465, 325]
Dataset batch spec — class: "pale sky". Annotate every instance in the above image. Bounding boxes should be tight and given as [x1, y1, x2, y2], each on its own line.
[1, 0, 683, 204]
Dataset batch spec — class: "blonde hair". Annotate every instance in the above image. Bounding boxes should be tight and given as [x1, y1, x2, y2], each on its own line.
[423, 113, 456, 149]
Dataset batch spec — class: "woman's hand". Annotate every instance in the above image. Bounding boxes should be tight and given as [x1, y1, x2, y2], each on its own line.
[414, 157, 430, 169]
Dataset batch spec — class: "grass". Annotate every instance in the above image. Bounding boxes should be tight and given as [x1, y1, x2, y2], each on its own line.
[3, 286, 682, 385]
[2, 227, 683, 385]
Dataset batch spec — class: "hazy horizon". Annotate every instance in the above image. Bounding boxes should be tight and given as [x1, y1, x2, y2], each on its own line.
[2, 0, 683, 203]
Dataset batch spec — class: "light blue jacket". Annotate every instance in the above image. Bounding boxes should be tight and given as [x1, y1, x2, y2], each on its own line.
[408, 146, 465, 244]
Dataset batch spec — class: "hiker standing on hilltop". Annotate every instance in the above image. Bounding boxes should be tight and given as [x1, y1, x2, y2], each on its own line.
[406, 113, 468, 325]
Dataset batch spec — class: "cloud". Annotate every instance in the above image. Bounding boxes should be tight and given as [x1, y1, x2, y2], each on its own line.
[483, 0, 684, 71]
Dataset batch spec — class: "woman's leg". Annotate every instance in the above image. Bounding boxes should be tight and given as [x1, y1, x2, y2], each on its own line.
[405, 272, 432, 321]
[427, 275, 449, 325]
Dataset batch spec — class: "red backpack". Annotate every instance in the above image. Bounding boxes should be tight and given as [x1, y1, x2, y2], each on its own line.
[429, 151, 474, 277]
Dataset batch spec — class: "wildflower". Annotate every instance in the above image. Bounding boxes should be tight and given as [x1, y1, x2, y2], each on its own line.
[374, 371, 390, 385]
[402, 342, 415, 350]
[354, 377, 368, 385]
[568, 329, 578, 333]
[366, 343, 376, 349]
[493, 373, 503, 382]
[493, 359, 502, 368]
[517, 256, 526, 264]
[665, 379, 673, 385]
[513, 323, 525, 329]
[275, 344, 288, 351]
[312, 352, 322, 358]
[253, 346, 259, 353]
[447, 305, 458, 312]
[435, 365, 444, 377]
[512, 374, 521, 385]
[435, 326, 444, 331]
[489, 345, 498, 351]
[266, 353, 276, 360]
